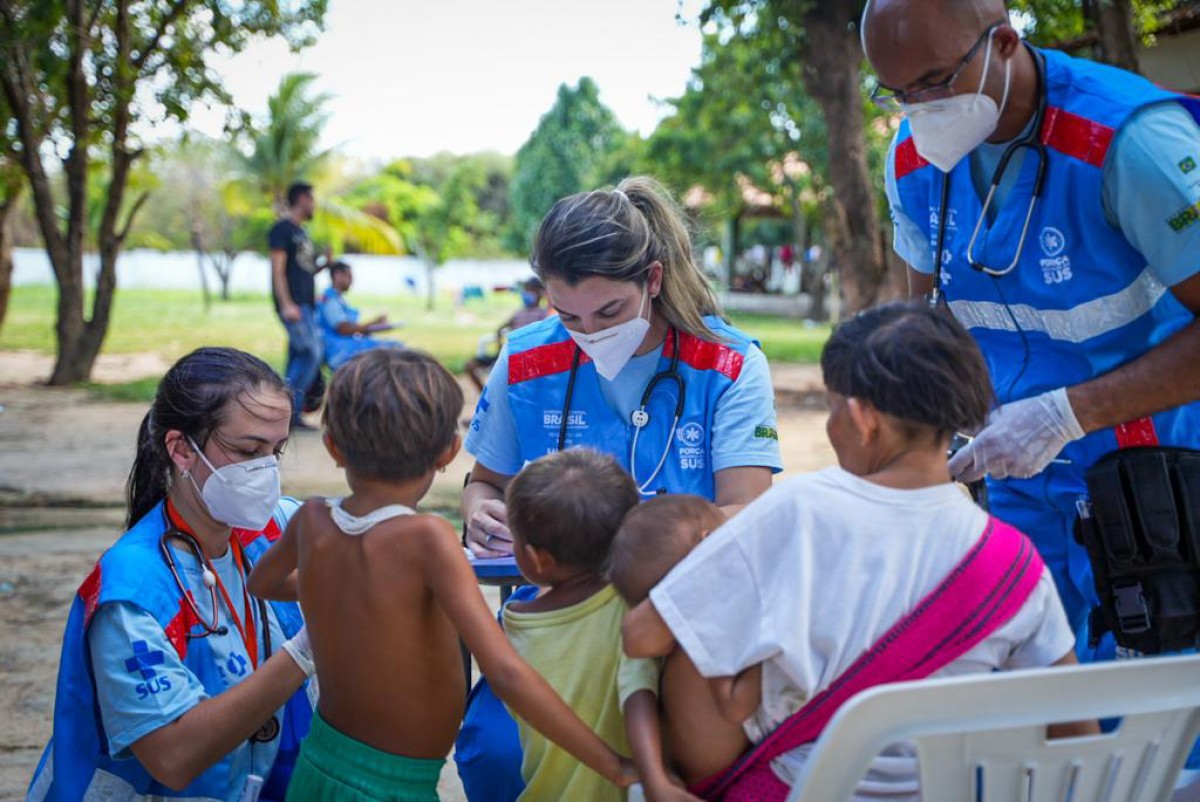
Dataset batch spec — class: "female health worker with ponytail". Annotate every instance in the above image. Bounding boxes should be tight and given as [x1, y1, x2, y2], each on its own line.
[28, 347, 317, 802]
[456, 176, 783, 800]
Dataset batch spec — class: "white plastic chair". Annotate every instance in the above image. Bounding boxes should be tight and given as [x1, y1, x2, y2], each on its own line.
[788, 654, 1200, 802]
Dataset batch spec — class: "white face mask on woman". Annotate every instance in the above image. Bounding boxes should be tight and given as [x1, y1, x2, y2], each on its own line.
[568, 286, 651, 381]
[903, 30, 1012, 173]
[186, 437, 281, 531]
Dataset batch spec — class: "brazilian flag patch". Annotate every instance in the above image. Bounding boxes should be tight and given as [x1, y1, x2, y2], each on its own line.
[754, 425, 779, 441]
[1181, 156, 1197, 175]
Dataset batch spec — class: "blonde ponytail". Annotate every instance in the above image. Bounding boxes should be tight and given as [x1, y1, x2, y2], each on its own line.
[617, 176, 722, 341]
[532, 175, 724, 342]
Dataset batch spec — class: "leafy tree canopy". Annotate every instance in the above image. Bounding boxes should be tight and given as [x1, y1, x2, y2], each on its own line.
[508, 76, 626, 252]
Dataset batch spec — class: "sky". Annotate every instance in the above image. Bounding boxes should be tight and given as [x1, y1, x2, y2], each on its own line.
[187, 0, 708, 163]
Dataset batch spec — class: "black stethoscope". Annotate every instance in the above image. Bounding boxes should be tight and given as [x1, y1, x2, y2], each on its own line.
[931, 45, 1049, 305]
[558, 327, 686, 495]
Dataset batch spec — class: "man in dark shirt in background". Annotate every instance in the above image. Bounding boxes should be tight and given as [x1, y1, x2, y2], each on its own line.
[269, 181, 326, 430]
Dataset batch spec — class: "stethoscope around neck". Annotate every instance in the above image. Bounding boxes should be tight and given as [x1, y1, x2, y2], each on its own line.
[930, 45, 1050, 305]
[158, 519, 271, 657]
[557, 327, 686, 495]
[158, 508, 282, 747]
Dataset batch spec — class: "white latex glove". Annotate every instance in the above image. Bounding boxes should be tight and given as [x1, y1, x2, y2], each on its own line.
[949, 388, 1085, 483]
[282, 626, 315, 678]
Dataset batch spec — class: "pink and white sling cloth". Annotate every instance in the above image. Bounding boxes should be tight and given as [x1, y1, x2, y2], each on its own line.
[690, 515, 1046, 802]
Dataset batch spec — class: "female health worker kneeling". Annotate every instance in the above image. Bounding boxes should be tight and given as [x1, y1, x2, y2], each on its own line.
[456, 176, 783, 800]
[28, 347, 316, 802]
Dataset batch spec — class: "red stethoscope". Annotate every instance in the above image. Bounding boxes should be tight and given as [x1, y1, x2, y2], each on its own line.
[159, 500, 281, 745]
[158, 500, 269, 669]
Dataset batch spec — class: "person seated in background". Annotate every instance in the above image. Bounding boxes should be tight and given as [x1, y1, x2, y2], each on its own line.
[464, 277, 549, 392]
[317, 261, 404, 371]
[623, 303, 1094, 802]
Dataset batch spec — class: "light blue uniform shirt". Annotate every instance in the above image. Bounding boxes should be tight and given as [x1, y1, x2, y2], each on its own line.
[466, 341, 782, 478]
[887, 100, 1200, 289]
[89, 544, 286, 796]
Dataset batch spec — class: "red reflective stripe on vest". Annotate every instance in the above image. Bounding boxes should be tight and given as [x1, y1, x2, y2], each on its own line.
[163, 593, 202, 659]
[508, 339, 588, 384]
[665, 331, 745, 381]
[1115, 417, 1160, 449]
[1040, 106, 1114, 168]
[79, 564, 103, 626]
[894, 137, 929, 180]
[236, 517, 282, 548]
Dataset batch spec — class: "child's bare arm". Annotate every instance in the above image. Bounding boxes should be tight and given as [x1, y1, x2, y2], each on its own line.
[246, 502, 305, 601]
[423, 518, 634, 788]
[625, 691, 703, 802]
[707, 663, 762, 726]
[623, 600, 677, 659]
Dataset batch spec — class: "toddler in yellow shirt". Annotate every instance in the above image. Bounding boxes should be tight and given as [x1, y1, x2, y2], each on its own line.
[503, 448, 659, 802]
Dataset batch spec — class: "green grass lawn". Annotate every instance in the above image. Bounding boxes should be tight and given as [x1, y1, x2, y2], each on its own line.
[1, 285, 830, 401]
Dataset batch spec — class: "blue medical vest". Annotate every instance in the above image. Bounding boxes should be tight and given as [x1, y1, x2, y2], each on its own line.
[27, 501, 311, 802]
[892, 47, 1200, 470]
[505, 315, 757, 500]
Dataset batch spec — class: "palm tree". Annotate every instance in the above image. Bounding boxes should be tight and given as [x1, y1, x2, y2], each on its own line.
[241, 73, 333, 213]
[240, 73, 401, 255]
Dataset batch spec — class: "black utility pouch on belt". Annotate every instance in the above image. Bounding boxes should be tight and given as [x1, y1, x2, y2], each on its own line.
[1075, 446, 1200, 654]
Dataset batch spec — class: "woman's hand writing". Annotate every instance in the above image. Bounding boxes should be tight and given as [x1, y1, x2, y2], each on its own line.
[465, 498, 513, 558]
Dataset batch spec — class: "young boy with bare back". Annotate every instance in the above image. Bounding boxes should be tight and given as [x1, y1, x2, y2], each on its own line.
[609, 495, 761, 802]
[248, 349, 631, 801]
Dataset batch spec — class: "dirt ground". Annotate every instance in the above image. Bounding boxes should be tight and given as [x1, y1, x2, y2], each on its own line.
[0, 350, 834, 799]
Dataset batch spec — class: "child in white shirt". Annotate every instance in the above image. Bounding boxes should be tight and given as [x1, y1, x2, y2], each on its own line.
[622, 302, 1095, 801]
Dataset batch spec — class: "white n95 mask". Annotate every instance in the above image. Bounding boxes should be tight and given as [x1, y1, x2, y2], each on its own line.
[187, 437, 281, 531]
[568, 287, 651, 381]
[903, 31, 1012, 173]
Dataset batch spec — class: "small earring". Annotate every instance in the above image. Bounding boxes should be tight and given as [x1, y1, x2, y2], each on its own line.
[439, 466, 446, 474]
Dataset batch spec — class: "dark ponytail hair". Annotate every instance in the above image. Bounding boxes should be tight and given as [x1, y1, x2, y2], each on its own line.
[126, 347, 288, 528]
[531, 175, 722, 341]
[820, 303, 993, 439]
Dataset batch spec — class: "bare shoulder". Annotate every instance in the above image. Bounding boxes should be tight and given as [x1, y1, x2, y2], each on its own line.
[370, 513, 460, 561]
[295, 496, 336, 537]
[377, 513, 457, 544]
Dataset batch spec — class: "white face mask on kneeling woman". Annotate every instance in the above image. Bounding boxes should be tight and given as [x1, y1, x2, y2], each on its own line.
[187, 437, 281, 531]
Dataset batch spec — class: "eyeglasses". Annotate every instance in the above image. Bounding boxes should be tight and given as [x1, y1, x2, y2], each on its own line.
[869, 20, 1006, 112]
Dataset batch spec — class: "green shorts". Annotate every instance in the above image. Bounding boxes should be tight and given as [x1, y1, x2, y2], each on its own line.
[286, 710, 445, 801]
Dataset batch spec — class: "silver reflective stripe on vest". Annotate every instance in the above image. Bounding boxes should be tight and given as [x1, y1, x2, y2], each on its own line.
[82, 768, 221, 801]
[948, 267, 1168, 344]
[26, 747, 52, 801]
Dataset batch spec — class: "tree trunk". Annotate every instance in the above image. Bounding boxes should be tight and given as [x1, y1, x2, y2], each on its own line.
[797, 0, 900, 314]
[190, 223, 213, 311]
[425, 259, 436, 311]
[47, 245, 90, 386]
[0, 197, 14, 332]
[722, 215, 740, 290]
[49, 0, 143, 385]
[1085, 0, 1141, 73]
[218, 252, 236, 301]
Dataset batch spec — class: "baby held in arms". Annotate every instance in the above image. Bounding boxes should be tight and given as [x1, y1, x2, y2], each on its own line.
[609, 494, 760, 802]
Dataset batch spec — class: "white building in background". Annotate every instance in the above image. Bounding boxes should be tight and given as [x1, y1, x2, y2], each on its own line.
[11, 248, 535, 297]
